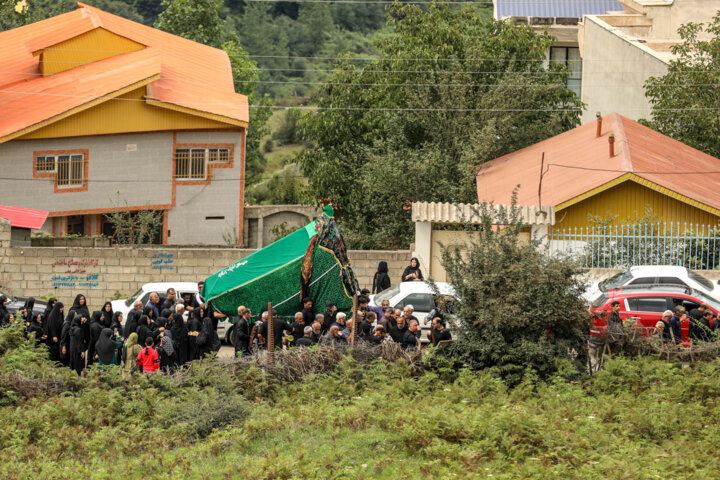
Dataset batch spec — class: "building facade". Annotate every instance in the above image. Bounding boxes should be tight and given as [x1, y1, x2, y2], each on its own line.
[579, 0, 720, 123]
[0, 3, 249, 245]
[476, 113, 720, 232]
[493, 0, 623, 98]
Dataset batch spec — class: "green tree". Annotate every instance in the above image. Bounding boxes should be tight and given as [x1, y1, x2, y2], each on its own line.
[299, 3, 582, 249]
[133, 0, 165, 25]
[154, 0, 227, 47]
[644, 14, 720, 158]
[436, 199, 588, 386]
[1, 0, 144, 32]
[0, 0, 29, 31]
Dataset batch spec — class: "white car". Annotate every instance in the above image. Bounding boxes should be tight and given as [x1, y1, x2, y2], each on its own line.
[368, 281, 458, 343]
[584, 266, 720, 303]
[112, 282, 235, 343]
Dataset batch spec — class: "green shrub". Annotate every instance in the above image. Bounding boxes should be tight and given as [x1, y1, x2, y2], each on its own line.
[437, 199, 589, 385]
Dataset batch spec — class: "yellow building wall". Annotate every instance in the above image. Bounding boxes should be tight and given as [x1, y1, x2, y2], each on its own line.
[554, 180, 720, 231]
[429, 229, 530, 282]
[18, 87, 236, 140]
[40, 28, 145, 76]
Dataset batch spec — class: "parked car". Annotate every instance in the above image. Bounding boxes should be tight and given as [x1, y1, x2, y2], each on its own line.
[583, 266, 720, 302]
[3, 292, 47, 319]
[111, 282, 236, 344]
[588, 285, 720, 345]
[369, 282, 458, 343]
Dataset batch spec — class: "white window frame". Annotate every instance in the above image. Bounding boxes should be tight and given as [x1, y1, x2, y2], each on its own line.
[35, 154, 56, 173]
[55, 154, 85, 188]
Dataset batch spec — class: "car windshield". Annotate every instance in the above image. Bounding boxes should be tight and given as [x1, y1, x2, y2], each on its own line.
[590, 294, 608, 308]
[374, 285, 401, 303]
[693, 291, 720, 311]
[688, 271, 714, 291]
[599, 271, 634, 291]
[125, 288, 144, 307]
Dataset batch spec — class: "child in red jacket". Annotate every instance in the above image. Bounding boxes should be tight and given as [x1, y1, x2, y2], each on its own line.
[136, 337, 160, 373]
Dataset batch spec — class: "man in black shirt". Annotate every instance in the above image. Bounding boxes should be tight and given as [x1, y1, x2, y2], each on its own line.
[390, 316, 409, 343]
[290, 312, 306, 346]
[321, 325, 347, 346]
[301, 297, 315, 327]
[359, 322, 380, 345]
[323, 303, 336, 333]
[431, 318, 452, 345]
[401, 306, 418, 325]
[311, 320, 322, 343]
[689, 303, 709, 321]
[295, 326, 314, 347]
[234, 307, 251, 356]
[402, 320, 421, 350]
[258, 311, 293, 349]
[161, 288, 177, 312]
[360, 312, 376, 335]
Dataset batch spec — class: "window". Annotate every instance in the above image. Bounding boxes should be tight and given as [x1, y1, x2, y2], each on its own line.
[688, 271, 714, 291]
[56, 154, 84, 187]
[396, 293, 435, 312]
[626, 297, 669, 313]
[629, 277, 655, 286]
[34, 150, 87, 191]
[36, 155, 55, 172]
[600, 270, 633, 291]
[208, 148, 230, 164]
[175, 147, 231, 180]
[550, 46, 582, 97]
[374, 285, 400, 304]
[658, 277, 685, 286]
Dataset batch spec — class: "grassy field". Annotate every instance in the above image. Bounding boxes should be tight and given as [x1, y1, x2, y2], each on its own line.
[2, 321, 720, 479]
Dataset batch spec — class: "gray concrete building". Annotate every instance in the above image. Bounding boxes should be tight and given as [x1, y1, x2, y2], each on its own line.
[579, 0, 720, 123]
[0, 4, 249, 245]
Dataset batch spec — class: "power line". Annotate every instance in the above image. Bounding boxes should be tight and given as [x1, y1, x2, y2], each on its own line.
[5, 89, 720, 112]
[29, 47, 683, 63]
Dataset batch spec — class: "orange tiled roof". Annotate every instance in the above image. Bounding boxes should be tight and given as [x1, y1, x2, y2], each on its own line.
[476, 113, 720, 214]
[0, 2, 248, 141]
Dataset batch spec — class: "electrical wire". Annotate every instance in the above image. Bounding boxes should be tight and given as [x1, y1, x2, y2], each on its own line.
[4, 89, 720, 112]
[26, 47, 681, 64]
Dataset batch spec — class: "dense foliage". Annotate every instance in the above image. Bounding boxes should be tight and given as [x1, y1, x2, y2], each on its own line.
[3, 321, 720, 478]
[437, 201, 588, 385]
[645, 13, 720, 158]
[299, 3, 583, 249]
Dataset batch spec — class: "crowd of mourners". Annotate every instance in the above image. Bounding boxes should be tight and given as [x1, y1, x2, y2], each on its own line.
[231, 290, 453, 358]
[2, 284, 223, 376]
[0, 258, 452, 376]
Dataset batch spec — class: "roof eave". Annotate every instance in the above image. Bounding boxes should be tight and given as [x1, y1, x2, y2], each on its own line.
[0, 73, 161, 144]
[145, 98, 249, 128]
[556, 173, 720, 217]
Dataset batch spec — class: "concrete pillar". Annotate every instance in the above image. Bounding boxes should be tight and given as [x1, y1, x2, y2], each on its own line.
[257, 216, 264, 249]
[413, 221, 432, 277]
[242, 217, 249, 247]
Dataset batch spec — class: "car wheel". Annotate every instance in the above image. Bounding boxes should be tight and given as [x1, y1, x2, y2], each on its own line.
[227, 327, 235, 347]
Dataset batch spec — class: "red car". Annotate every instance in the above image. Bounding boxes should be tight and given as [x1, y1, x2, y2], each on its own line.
[589, 285, 720, 345]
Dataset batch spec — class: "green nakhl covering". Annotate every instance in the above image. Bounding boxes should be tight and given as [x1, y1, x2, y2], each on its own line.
[202, 205, 358, 320]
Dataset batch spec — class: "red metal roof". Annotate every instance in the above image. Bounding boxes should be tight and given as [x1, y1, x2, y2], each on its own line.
[0, 2, 248, 141]
[0, 48, 162, 140]
[476, 113, 720, 213]
[0, 206, 49, 229]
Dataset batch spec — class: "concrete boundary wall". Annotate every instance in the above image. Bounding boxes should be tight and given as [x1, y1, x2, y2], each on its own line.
[0, 219, 410, 310]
